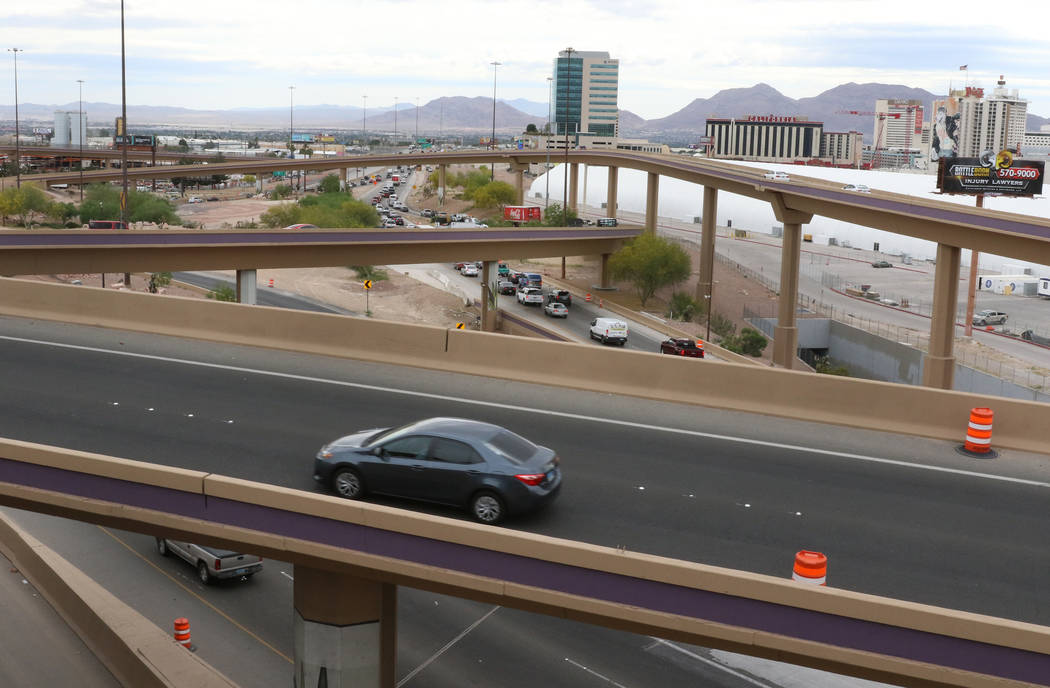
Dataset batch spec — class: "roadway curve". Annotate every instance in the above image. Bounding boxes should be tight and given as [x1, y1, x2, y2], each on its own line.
[0, 315, 1047, 623]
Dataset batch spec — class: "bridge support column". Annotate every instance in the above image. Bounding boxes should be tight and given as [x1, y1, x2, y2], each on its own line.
[514, 168, 525, 206]
[922, 243, 961, 390]
[344, 167, 353, 191]
[695, 186, 717, 306]
[255, 174, 264, 193]
[235, 269, 257, 305]
[599, 253, 612, 289]
[606, 167, 618, 218]
[644, 172, 659, 233]
[568, 163, 579, 212]
[438, 165, 446, 207]
[769, 194, 813, 369]
[293, 566, 396, 688]
[481, 261, 499, 332]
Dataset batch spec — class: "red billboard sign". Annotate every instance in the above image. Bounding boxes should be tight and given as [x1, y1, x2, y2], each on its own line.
[504, 206, 542, 222]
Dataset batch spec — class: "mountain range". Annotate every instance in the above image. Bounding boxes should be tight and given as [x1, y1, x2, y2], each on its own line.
[2, 83, 1046, 143]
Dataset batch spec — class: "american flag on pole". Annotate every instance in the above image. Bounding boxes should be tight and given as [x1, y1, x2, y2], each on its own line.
[959, 65, 968, 70]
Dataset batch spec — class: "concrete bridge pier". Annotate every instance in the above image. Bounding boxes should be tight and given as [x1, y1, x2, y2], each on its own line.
[922, 243, 961, 390]
[695, 186, 718, 308]
[438, 165, 447, 207]
[344, 167, 353, 191]
[294, 566, 396, 688]
[645, 172, 659, 233]
[568, 163, 579, 212]
[481, 261, 499, 332]
[606, 166, 618, 218]
[509, 164, 527, 206]
[770, 194, 813, 369]
[236, 269, 257, 305]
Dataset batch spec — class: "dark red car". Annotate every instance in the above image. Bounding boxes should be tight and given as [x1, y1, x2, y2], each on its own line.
[660, 338, 704, 358]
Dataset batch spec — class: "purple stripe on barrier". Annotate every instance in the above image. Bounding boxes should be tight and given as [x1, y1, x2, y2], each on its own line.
[0, 456, 1047, 684]
[0, 457, 205, 518]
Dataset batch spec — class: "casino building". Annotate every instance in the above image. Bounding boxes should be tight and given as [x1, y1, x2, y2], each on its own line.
[705, 116, 863, 166]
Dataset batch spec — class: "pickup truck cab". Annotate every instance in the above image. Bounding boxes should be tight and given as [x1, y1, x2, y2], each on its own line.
[660, 337, 705, 358]
[156, 538, 262, 584]
[589, 317, 628, 346]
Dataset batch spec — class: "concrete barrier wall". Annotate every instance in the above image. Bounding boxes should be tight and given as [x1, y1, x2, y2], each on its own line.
[2, 277, 1049, 453]
[2, 441, 1049, 687]
[0, 512, 238, 688]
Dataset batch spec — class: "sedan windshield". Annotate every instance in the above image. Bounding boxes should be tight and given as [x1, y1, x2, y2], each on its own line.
[484, 429, 539, 465]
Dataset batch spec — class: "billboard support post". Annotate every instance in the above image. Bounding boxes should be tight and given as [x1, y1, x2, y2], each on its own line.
[964, 194, 983, 338]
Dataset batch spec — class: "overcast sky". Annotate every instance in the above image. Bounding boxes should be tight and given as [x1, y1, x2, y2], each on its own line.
[4, 0, 1049, 119]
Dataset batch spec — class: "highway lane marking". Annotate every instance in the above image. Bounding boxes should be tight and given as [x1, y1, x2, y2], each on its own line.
[397, 605, 499, 687]
[97, 527, 294, 664]
[3, 333, 1048, 490]
[646, 638, 768, 687]
[564, 657, 631, 687]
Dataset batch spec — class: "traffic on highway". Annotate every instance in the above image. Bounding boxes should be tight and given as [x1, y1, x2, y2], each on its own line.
[2, 315, 1048, 687]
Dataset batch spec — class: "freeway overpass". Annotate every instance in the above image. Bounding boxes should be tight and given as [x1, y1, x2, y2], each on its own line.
[10, 147, 1050, 385]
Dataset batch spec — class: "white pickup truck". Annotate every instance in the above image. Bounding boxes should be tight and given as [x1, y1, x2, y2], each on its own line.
[517, 287, 544, 306]
[156, 538, 263, 584]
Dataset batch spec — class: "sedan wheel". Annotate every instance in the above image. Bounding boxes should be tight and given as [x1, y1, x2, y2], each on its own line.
[333, 467, 365, 500]
[977, 320, 987, 326]
[156, 538, 169, 557]
[470, 491, 505, 525]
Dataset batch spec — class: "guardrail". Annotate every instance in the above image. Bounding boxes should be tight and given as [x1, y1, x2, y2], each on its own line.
[1, 276, 1049, 453]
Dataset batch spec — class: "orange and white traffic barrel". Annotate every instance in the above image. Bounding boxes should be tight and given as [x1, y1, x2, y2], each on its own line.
[173, 617, 193, 650]
[792, 550, 827, 586]
[964, 407, 994, 454]
[585, 293, 592, 302]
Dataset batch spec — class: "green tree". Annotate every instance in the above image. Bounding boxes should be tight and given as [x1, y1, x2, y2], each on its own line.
[525, 123, 539, 134]
[667, 292, 701, 321]
[608, 233, 691, 307]
[472, 181, 516, 208]
[270, 184, 294, 200]
[207, 284, 237, 302]
[177, 138, 189, 151]
[78, 184, 180, 226]
[542, 203, 578, 226]
[0, 184, 50, 228]
[259, 192, 378, 229]
[318, 174, 342, 194]
[721, 327, 768, 357]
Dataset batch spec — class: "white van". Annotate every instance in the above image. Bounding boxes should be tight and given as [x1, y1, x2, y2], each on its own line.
[589, 317, 628, 346]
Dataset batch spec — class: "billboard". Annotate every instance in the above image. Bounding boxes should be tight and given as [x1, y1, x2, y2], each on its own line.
[317, 135, 335, 143]
[930, 98, 960, 161]
[937, 151, 1044, 196]
[291, 133, 314, 143]
[114, 135, 155, 146]
[32, 127, 53, 135]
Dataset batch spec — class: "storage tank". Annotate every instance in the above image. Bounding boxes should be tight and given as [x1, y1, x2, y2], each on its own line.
[53, 111, 71, 146]
[70, 111, 86, 146]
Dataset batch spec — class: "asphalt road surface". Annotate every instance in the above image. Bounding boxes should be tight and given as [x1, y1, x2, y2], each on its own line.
[1, 316, 1047, 686]
[172, 271, 352, 314]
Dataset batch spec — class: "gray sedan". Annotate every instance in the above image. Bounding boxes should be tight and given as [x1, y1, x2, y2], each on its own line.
[313, 418, 562, 524]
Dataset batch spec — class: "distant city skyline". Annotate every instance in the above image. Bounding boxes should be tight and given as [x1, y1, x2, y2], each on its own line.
[4, 1, 1049, 119]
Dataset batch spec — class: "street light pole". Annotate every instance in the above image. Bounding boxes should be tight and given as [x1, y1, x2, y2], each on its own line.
[119, 1, 129, 230]
[288, 85, 295, 189]
[490, 60, 501, 181]
[561, 47, 574, 220]
[545, 76, 552, 210]
[8, 48, 23, 188]
[76, 79, 84, 202]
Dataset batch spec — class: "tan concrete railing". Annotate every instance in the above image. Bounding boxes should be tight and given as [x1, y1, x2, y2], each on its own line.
[1, 276, 1049, 453]
[1, 438, 1048, 687]
[0, 512, 238, 688]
